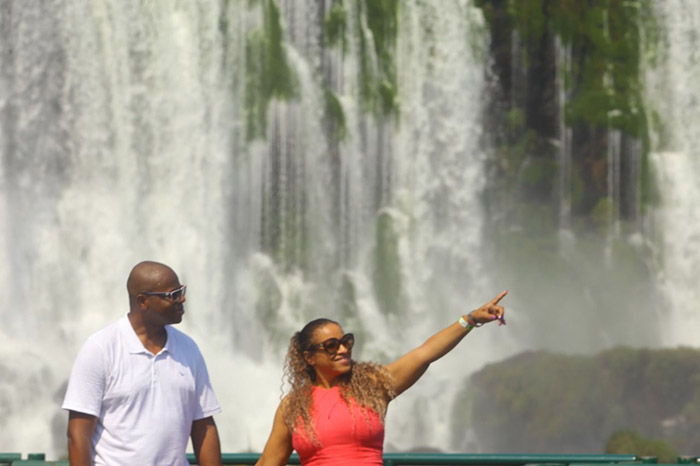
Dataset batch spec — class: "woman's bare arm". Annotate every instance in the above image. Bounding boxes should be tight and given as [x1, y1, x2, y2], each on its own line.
[255, 399, 294, 466]
[387, 290, 507, 396]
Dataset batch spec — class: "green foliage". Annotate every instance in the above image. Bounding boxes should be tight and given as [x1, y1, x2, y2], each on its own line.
[355, 0, 400, 116]
[467, 347, 700, 453]
[490, 127, 554, 203]
[373, 209, 403, 315]
[365, 0, 399, 66]
[499, 129, 538, 178]
[378, 79, 398, 116]
[570, 169, 585, 207]
[508, 0, 546, 42]
[472, 351, 602, 451]
[474, 0, 494, 26]
[606, 430, 679, 463]
[591, 196, 613, 232]
[340, 272, 358, 319]
[521, 157, 557, 192]
[254, 262, 283, 331]
[325, 88, 346, 141]
[324, 1, 348, 51]
[476, 0, 659, 223]
[507, 108, 526, 131]
[639, 130, 661, 210]
[245, 0, 299, 140]
[505, 0, 657, 138]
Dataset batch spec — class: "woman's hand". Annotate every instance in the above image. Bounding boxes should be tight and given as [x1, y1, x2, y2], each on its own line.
[388, 290, 509, 396]
[466, 290, 507, 326]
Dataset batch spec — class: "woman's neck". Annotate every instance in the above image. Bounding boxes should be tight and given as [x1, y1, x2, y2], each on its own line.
[313, 373, 337, 388]
[313, 370, 350, 388]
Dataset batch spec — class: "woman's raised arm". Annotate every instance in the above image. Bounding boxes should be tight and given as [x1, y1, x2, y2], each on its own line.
[386, 290, 507, 396]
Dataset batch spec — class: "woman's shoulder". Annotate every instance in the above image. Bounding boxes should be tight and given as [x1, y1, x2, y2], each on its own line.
[279, 393, 293, 409]
[352, 361, 396, 400]
[277, 394, 296, 425]
[354, 361, 390, 380]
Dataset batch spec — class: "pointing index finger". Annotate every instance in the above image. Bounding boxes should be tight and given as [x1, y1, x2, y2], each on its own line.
[491, 290, 508, 304]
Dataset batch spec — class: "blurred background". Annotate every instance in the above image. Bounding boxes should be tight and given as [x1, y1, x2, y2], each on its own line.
[1, 0, 698, 459]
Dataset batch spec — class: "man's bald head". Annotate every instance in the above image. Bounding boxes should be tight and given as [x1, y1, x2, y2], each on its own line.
[127, 261, 179, 300]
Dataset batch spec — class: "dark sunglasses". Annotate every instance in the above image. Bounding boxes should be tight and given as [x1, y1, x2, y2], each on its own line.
[142, 284, 187, 302]
[309, 333, 354, 355]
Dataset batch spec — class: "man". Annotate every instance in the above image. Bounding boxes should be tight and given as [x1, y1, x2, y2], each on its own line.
[62, 261, 222, 466]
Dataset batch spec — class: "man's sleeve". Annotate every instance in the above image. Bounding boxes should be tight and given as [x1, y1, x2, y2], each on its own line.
[62, 339, 106, 417]
[192, 347, 222, 420]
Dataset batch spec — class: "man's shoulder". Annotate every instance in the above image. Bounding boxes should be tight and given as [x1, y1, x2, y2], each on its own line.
[166, 325, 202, 352]
[84, 317, 124, 345]
[68, 318, 124, 373]
[88, 316, 128, 338]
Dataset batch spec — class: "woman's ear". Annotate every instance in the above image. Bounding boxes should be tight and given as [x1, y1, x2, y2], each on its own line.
[303, 350, 315, 366]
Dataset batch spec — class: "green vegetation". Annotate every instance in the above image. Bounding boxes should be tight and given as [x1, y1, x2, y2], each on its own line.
[253, 261, 284, 339]
[591, 196, 613, 232]
[325, 88, 347, 141]
[355, 0, 400, 116]
[606, 430, 679, 463]
[464, 347, 700, 454]
[245, 0, 298, 140]
[373, 209, 403, 315]
[476, 0, 660, 225]
[505, 0, 656, 138]
[324, 0, 348, 52]
[321, 0, 400, 134]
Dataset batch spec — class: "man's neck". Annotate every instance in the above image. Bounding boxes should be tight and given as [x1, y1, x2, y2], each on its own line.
[128, 312, 167, 355]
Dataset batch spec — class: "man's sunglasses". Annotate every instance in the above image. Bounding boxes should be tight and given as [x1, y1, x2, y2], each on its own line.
[142, 285, 187, 302]
[309, 333, 354, 355]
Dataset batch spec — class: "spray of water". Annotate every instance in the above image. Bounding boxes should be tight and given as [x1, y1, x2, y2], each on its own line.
[644, 1, 700, 345]
[0, 0, 503, 458]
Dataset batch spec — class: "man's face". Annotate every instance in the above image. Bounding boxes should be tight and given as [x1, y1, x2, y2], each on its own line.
[141, 270, 186, 325]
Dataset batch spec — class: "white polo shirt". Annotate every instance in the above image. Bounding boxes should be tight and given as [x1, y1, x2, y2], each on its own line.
[62, 316, 222, 466]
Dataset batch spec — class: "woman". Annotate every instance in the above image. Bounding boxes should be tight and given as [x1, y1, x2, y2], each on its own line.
[255, 290, 508, 466]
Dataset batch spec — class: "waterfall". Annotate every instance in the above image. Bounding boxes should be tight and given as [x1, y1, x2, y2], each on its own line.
[606, 126, 622, 236]
[1, 1, 238, 455]
[0, 0, 495, 457]
[5, 0, 699, 458]
[646, 1, 700, 345]
[555, 35, 573, 232]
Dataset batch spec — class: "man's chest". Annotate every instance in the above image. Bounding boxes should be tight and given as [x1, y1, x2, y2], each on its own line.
[103, 352, 196, 407]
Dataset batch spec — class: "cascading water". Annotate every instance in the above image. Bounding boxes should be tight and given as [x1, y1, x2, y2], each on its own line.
[4, 0, 698, 459]
[555, 35, 573, 232]
[1, 1, 239, 455]
[606, 127, 622, 236]
[0, 0, 501, 458]
[646, 1, 700, 346]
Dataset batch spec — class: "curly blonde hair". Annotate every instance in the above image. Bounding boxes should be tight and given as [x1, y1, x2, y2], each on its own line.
[281, 318, 396, 444]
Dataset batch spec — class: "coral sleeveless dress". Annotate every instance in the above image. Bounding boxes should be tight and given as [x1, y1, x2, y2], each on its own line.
[291, 385, 384, 466]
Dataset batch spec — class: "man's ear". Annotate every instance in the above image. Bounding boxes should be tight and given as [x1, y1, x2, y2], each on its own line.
[135, 294, 149, 310]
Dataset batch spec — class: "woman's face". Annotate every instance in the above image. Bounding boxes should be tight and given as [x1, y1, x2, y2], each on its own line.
[305, 323, 353, 383]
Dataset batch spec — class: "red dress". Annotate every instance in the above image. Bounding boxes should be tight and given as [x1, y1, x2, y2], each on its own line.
[291, 385, 384, 466]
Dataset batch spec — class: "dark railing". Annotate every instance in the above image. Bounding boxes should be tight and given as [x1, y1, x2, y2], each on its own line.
[2, 452, 699, 466]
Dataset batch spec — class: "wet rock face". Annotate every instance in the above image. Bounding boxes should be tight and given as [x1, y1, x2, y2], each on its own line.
[465, 347, 700, 455]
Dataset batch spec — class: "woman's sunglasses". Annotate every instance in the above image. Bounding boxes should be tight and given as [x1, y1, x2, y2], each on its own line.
[309, 333, 354, 355]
